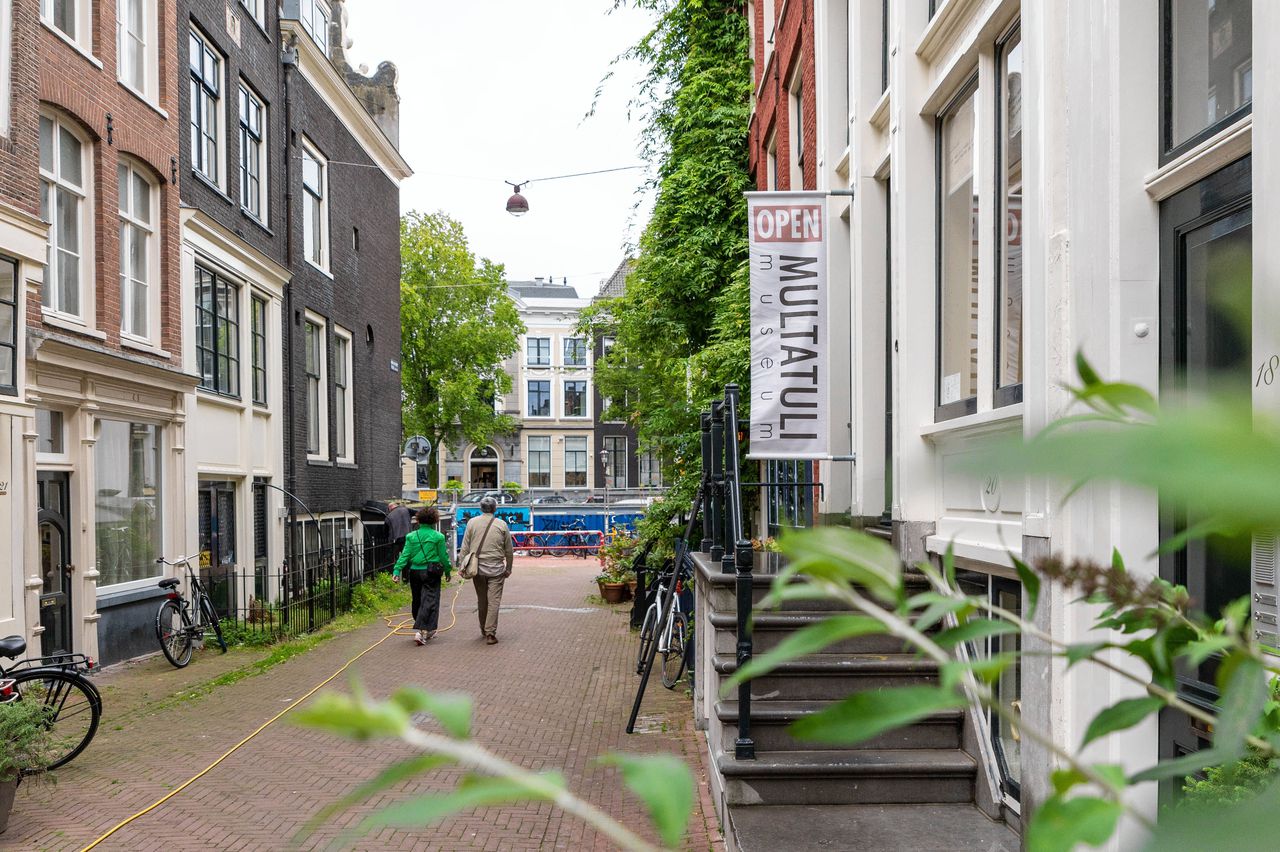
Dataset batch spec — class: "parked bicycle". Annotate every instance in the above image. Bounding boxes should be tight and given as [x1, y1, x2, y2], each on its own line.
[635, 555, 691, 689]
[154, 554, 227, 668]
[0, 636, 102, 769]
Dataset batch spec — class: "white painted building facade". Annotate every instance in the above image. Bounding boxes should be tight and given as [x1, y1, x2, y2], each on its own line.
[795, 0, 1268, 837]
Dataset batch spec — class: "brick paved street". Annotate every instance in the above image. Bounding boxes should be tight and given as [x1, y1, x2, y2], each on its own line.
[3, 559, 723, 851]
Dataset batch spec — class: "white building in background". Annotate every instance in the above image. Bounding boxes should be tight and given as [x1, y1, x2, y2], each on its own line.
[745, 0, 1269, 842]
[436, 278, 596, 495]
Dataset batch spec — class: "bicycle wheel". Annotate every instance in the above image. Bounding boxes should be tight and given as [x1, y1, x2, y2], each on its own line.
[661, 611, 689, 689]
[12, 668, 102, 769]
[636, 604, 658, 675]
[526, 533, 545, 559]
[201, 594, 228, 653]
[156, 597, 193, 667]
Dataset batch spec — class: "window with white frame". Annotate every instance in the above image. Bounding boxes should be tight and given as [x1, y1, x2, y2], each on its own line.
[189, 29, 222, 185]
[527, 336, 550, 366]
[299, 0, 330, 56]
[526, 380, 550, 417]
[95, 420, 163, 588]
[195, 265, 240, 396]
[41, 0, 89, 48]
[603, 436, 627, 488]
[996, 27, 1023, 405]
[765, 129, 778, 191]
[527, 436, 551, 488]
[0, 255, 16, 395]
[302, 139, 328, 271]
[305, 315, 328, 458]
[936, 78, 979, 419]
[1163, 0, 1252, 159]
[334, 326, 353, 462]
[639, 449, 662, 487]
[788, 66, 804, 189]
[564, 437, 587, 487]
[762, 0, 775, 59]
[117, 0, 156, 99]
[0, 0, 12, 138]
[563, 380, 587, 418]
[118, 160, 156, 341]
[239, 82, 267, 221]
[250, 294, 267, 405]
[239, 0, 264, 28]
[40, 112, 89, 318]
[563, 337, 587, 367]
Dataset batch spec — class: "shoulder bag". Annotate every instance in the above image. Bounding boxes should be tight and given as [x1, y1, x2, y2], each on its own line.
[459, 516, 496, 580]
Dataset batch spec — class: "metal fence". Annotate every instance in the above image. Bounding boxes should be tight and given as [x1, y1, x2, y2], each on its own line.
[202, 540, 401, 642]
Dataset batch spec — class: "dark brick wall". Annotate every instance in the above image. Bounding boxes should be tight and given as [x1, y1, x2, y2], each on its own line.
[287, 70, 402, 513]
[34, 0, 183, 355]
[1, 0, 40, 216]
[178, 0, 287, 267]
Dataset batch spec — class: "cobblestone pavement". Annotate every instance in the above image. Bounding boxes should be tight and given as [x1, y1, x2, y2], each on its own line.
[4, 559, 724, 851]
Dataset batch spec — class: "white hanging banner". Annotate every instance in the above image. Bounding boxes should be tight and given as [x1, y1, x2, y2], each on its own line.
[747, 191, 829, 460]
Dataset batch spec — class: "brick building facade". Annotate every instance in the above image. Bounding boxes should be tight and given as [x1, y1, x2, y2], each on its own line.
[748, 0, 817, 192]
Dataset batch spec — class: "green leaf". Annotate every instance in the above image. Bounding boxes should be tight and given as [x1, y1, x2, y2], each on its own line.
[1143, 774, 1280, 851]
[295, 754, 453, 840]
[722, 615, 886, 695]
[1064, 642, 1110, 667]
[362, 773, 564, 831]
[790, 686, 966, 745]
[1111, 547, 1125, 573]
[1183, 635, 1235, 668]
[1026, 795, 1123, 852]
[1081, 697, 1164, 748]
[1012, 555, 1040, 621]
[777, 527, 903, 604]
[1130, 747, 1233, 783]
[1076, 351, 1103, 388]
[932, 618, 1019, 650]
[391, 688, 473, 739]
[1214, 655, 1268, 760]
[598, 753, 694, 848]
[912, 595, 975, 633]
[1050, 767, 1088, 795]
[940, 654, 1016, 690]
[293, 691, 410, 741]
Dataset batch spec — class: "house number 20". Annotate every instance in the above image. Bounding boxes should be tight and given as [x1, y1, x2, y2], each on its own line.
[1257, 355, 1280, 388]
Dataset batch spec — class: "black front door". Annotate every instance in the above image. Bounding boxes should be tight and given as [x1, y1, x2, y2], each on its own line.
[1157, 155, 1252, 792]
[37, 472, 73, 656]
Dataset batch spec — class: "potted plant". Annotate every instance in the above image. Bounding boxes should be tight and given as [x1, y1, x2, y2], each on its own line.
[0, 695, 59, 834]
[443, 479, 465, 504]
[620, 569, 638, 601]
[594, 571, 628, 604]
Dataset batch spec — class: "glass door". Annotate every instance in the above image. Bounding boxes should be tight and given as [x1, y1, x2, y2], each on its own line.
[37, 472, 73, 656]
[1157, 154, 1252, 797]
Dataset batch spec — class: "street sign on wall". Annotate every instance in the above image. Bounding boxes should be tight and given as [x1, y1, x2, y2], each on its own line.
[746, 191, 830, 459]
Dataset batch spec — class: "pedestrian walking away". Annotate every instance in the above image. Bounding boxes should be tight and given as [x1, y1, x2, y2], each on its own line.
[458, 496, 513, 644]
[386, 500, 413, 565]
[392, 506, 452, 645]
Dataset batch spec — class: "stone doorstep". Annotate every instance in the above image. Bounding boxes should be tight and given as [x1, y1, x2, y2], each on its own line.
[714, 699, 964, 752]
[718, 749, 977, 807]
[728, 803, 1019, 852]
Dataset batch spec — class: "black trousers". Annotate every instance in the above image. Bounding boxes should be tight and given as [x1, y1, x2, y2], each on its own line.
[408, 569, 443, 631]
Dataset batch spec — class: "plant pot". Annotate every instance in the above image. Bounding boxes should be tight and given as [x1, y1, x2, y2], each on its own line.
[0, 777, 17, 835]
[601, 582, 627, 604]
[626, 579, 638, 599]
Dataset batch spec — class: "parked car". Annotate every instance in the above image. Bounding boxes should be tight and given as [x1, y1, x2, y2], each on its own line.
[532, 494, 568, 505]
[613, 497, 655, 508]
[477, 490, 524, 504]
[459, 491, 489, 503]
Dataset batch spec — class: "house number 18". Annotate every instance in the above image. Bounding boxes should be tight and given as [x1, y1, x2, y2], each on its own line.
[1257, 355, 1279, 388]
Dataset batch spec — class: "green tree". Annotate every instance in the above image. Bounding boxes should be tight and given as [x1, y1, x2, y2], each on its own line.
[583, 0, 753, 512]
[400, 212, 524, 482]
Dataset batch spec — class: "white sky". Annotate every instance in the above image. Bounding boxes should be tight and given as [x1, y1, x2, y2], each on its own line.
[345, 1, 657, 298]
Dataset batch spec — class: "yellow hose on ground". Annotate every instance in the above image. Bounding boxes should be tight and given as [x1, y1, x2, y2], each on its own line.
[77, 578, 465, 852]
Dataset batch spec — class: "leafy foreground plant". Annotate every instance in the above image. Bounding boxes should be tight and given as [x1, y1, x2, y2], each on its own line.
[293, 682, 693, 850]
[721, 527, 1280, 852]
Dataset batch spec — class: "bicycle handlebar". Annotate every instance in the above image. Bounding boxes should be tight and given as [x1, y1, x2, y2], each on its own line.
[155, 554, 200, 567]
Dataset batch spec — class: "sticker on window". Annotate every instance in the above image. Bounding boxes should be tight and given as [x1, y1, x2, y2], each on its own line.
[942, 373, 962, 405]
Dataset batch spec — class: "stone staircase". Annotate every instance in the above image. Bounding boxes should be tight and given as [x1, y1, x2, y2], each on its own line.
[692, 549, 1018, 851]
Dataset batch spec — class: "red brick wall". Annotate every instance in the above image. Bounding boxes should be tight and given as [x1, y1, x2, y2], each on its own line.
[34, 0, 182, 359]
[1, 0, 41, 218]
[747, 0, 818, 192]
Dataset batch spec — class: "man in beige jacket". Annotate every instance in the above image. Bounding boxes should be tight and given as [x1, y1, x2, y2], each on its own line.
[459, 496, 514, 644]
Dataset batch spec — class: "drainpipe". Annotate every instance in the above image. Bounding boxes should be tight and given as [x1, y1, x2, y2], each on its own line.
[282, 37, 298, 569]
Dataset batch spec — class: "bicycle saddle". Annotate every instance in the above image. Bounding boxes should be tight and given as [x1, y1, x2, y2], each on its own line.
[158, 578, 181, 589]
[0, 635, 27, 659]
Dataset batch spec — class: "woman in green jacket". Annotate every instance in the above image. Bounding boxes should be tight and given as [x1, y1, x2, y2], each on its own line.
[393, 506, 451, 645]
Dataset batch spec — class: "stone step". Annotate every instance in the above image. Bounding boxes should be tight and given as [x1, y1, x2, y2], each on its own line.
[727, 803, 1017, 852]
[712, 653, 938, 701]
[715, 700, 963, 752]
[702, 569, 933, 613]
[717, 749, 977, 806]
[710, 611, 921, 655]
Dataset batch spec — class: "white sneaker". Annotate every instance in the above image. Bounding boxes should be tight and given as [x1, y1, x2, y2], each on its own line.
[413, 631, 425, 646]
